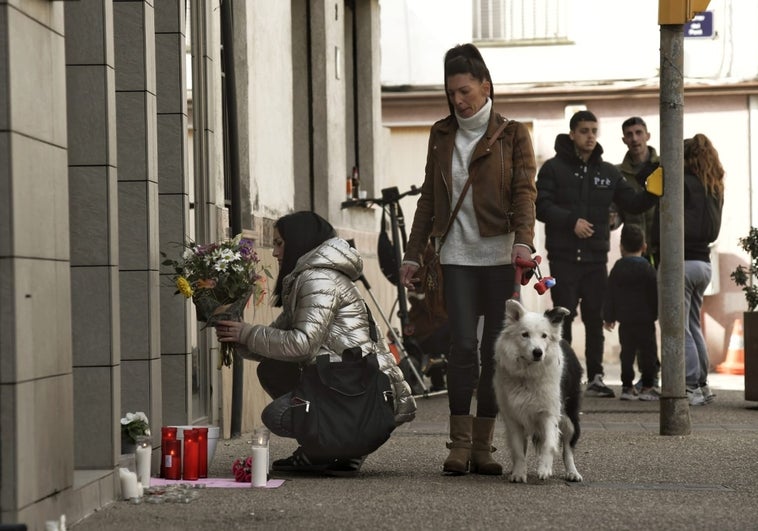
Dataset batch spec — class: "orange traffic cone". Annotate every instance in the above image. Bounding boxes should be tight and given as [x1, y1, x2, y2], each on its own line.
[716, 319, 745, 375]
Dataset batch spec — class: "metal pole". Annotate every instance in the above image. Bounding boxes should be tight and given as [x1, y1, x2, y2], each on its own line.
[220, 0, 244, 438]
[659, 23, 691, 435]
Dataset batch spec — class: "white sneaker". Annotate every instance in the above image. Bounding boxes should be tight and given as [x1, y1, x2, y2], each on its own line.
[687, 387, 706, 406]
[700, 384, 716, 404]
[620, 387, 638, 401]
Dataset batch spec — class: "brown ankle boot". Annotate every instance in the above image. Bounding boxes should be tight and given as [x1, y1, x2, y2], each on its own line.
[470, 416, 503, 475]
[443, 415, 472, 475]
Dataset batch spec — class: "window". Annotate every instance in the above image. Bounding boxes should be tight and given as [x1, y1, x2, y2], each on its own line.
[473, 0, 569, 45]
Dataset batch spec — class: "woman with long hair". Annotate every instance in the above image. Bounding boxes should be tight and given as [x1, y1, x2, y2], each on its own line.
[681, 134, 725, 405]
[216, 211, 416, 475]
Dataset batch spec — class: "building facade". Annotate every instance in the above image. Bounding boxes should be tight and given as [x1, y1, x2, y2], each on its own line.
[0, 0, 393, 527]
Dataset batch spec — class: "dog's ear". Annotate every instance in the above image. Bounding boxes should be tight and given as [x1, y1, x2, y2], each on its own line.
[505, 298, 525, 322]
[544, 306, 570, 325]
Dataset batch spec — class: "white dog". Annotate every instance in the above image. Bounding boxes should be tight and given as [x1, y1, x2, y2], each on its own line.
[493, 299, 584, 483]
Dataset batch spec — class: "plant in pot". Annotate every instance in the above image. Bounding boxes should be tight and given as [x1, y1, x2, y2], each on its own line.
[730, 226, 758, 401]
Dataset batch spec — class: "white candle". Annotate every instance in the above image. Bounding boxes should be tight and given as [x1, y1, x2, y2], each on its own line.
[251, 445, 267, 487]
[135, 440, 152, 487]
[253, 428, 271, 474]
[119, 467, 140, 499]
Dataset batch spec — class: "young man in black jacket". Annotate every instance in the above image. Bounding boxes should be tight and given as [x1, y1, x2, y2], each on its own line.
[536, 110, 658, 398]
[603, 224, 659, 401]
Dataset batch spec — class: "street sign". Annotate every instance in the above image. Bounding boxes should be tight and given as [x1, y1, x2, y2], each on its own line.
[685, 11, 714, 38]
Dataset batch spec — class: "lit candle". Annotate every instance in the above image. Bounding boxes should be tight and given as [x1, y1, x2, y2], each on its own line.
[183, 429, 199, 480]
[196, 427, 208, 478]
[160, 427, 178, 478]
[251, 443, 267, 487]
[163, 439, 182, 480]
[253, 427, 271, 476]
[135, 436, 152, 487]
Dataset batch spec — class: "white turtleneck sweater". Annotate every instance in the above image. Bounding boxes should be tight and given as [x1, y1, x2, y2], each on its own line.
[441, 98, 513, 266]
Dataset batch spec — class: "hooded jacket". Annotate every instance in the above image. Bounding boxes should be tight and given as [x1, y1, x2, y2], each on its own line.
[237, 237, 416, 425]
[536, 134, 658, 264]
[403, 110, 537, 264]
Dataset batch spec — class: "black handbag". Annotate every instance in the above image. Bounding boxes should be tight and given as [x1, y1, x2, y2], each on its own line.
[290, 349, 396, 460]
[290, 307, 396, 460]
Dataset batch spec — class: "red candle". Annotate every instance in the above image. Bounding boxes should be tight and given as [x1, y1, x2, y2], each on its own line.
[163, 440, 182, 480]
[160, 427, 178, 478]
[161, 426, 177, 441]
[196, 427, 208, 478]
[183, 429, 199, 481]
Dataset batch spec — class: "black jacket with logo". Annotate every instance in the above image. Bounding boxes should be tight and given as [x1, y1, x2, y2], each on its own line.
[536, 134, 658, 264]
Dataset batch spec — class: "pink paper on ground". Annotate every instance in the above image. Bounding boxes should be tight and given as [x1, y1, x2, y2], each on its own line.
[150, 477, 285, 489]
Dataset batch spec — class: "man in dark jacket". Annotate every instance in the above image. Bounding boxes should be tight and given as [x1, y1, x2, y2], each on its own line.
[536, 110, 658, 398]
[616, 116, 660, 264]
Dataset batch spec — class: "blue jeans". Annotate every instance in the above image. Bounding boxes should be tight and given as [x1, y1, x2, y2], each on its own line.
[258, 359, 301, 438]
[684, 260, 712, 388]
[442, 264, 514, 418]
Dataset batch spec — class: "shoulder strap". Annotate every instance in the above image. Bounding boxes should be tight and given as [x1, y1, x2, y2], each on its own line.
[439, 118, 512, 246]
[364, 302, 378, 342]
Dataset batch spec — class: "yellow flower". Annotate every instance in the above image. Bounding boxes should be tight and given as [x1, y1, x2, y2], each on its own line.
[176, 277, 193, 298]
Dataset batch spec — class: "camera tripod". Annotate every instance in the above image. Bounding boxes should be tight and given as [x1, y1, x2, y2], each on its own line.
[343, 186, 441, 396]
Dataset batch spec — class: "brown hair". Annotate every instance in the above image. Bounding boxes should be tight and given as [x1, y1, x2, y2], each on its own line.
[684, 133, 725, 197]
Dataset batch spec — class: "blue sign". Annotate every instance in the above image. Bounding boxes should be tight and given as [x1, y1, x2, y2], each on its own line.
[685, 11, 713, 38]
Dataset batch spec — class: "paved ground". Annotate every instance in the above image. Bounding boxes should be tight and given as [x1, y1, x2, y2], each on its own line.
[71, 363, 758, 531]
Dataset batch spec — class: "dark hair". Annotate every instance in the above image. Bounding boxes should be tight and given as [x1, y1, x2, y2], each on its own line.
[620, 224, 645, 253]
[273, 211, 336, 307]
[443, 43, 493, 116]
[569, 110, 598, 131]
[622, 116, 647, 131]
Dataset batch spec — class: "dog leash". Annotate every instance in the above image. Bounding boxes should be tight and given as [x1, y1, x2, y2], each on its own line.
[511, 255, 555, 301]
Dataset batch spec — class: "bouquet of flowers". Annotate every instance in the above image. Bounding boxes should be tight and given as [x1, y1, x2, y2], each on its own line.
[162, 234, 272, 368]
[121, 411, 151, 443]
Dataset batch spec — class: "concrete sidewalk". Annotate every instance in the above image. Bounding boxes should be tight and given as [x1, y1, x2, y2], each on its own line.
[71, 364, 758, 531]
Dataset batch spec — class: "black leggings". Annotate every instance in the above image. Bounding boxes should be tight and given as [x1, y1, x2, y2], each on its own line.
[442, 264, 514, 418]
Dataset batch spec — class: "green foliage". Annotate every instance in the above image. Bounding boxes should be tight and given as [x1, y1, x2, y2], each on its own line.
[730, 227, 758, 311]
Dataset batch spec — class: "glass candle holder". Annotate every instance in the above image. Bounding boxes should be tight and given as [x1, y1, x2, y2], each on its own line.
[183, 429, 199, 481]
[134, 435, 152, 488]
[160, 427, 178, 479]
[196, 427, 208, 478]
[253, 427, 271, 476]
[163, 439, 182, 480]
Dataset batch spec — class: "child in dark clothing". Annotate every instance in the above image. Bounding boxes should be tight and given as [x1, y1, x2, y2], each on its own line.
[603, 224, 659, 401]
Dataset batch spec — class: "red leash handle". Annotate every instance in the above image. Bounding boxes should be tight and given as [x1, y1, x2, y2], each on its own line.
[512, 255, 555, 298]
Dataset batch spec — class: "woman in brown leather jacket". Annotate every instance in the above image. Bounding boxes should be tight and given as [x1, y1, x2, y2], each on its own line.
[399, 43, 537, 476]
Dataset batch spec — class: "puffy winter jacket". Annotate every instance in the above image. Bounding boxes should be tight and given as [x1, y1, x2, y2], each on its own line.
[237, 237, 416, 425]
[536, 134, 658, 264]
